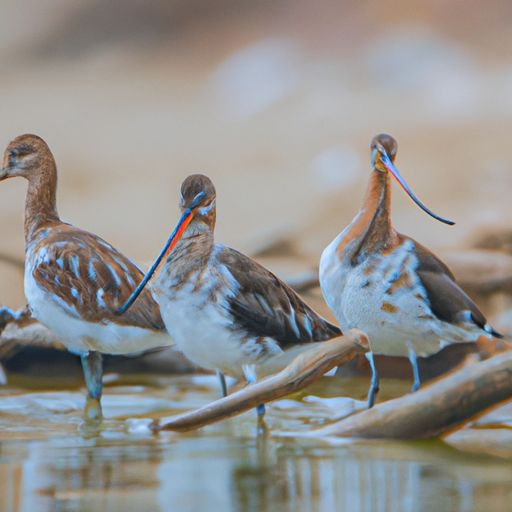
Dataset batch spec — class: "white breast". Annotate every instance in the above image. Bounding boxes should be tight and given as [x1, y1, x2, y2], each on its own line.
[320, 236, 485, 357]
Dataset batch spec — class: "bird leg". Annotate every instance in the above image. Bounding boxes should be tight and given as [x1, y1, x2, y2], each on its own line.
[408, 345, 421, 392]
[243, 364, 268, 435]
[81, 351, 103, 420]
[216, 369, 228, 398]
[0, 363, 6, 385]
[365, 351, 380, 408]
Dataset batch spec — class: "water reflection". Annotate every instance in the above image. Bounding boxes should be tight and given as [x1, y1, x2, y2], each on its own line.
[155, 436, 512, 512]
[0, 437, 165, 512]
[0, 382, 511, 512]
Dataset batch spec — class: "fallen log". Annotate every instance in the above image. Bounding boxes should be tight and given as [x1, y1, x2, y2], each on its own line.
[291, 344, 512, 440]
[0, 306, 55, 359]
[441, 249, 512, 298]
[156, 329, 369, 432]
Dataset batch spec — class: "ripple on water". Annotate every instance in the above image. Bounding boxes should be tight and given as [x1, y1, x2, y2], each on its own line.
[0, 375, 511, 512]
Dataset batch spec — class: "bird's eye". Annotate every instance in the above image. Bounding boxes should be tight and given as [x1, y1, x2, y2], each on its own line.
[11, 144, 32, 158]
[199, 199, 214, 214]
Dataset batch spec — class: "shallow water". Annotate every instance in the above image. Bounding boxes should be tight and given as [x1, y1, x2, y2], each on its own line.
[1, 375, 511, 512]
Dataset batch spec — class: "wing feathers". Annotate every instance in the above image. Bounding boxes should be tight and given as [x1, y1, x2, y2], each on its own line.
[416, 267, 502, 338]
[30, 226, 165, 331]
[217, 248, 340, 346]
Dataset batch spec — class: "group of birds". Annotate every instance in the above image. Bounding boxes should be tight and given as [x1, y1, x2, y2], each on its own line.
[0, 133, 501, 425]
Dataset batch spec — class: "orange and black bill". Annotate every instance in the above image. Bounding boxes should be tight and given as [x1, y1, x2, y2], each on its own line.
[380, 150, 455, 226]
[117, 191, 205, 315]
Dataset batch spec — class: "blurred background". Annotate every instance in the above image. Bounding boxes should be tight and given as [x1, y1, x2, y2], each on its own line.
[1, 0, 512, 311]
[2, 2, 512, 512]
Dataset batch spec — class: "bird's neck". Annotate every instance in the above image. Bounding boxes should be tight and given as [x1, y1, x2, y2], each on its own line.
[163, 219, 215, 282]
[24, 160, 60, 244]
[338, 170, 397, 264]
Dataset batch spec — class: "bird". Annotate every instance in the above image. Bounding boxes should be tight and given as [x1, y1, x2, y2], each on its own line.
[319, 133, 502, 407]
[0, 134, 173, 420]
[117, 173, 341, 427]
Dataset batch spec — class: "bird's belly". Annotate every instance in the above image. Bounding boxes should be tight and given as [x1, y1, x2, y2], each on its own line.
[322, 255, 481, 357]
[157, 291, 251, 378]
[156, 280, 295, 379]
[337, 270, 430, 356]
[24, 270, 171, 355]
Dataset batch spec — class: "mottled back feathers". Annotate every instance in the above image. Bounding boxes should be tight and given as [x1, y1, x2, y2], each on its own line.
[217, 247, 341, 346]
[411, 237, 501, 337]
[30, 223, 165, 331]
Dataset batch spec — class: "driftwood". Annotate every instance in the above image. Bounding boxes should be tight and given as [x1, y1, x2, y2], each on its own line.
[0, 306, 50, 359]
[442, 249, 512, 298]
[472, 229, 512, 255]
[285, 271, 319, 293]
[295, 347, 512, 440]
[156, 330, 369, 432]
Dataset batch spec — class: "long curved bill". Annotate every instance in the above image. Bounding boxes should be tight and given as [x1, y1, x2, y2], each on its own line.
[117, 192, 205, 315]
[380, 151, 455, 226]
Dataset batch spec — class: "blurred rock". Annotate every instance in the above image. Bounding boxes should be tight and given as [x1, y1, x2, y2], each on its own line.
[441, 249, 512, 298]
[472, 228, 512, 255]
[210, 38, 301, 119]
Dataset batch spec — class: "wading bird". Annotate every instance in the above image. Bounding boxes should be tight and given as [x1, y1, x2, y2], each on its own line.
[117, 174, 341, 427]
[0, 134, 172, 419]
[319, 133, 502, 407]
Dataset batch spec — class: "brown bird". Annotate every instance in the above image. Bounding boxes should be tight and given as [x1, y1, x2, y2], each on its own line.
[0, 134, 172, 419]
[319, 133, 502, 407]
[118, 174, 341, 425]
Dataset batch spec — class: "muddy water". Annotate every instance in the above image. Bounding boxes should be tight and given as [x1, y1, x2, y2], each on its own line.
[1, 375, 511, 512]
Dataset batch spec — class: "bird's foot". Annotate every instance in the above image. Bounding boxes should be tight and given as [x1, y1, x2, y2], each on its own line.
[256, 404, 268, 437]
[84, 396, 103, 422]
[81, 351, 103, 421]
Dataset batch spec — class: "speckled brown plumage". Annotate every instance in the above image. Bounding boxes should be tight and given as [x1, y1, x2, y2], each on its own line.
[29, 224, 164, 330]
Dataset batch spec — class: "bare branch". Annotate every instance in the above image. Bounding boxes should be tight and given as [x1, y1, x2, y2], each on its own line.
[290, 342, 512, 440]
